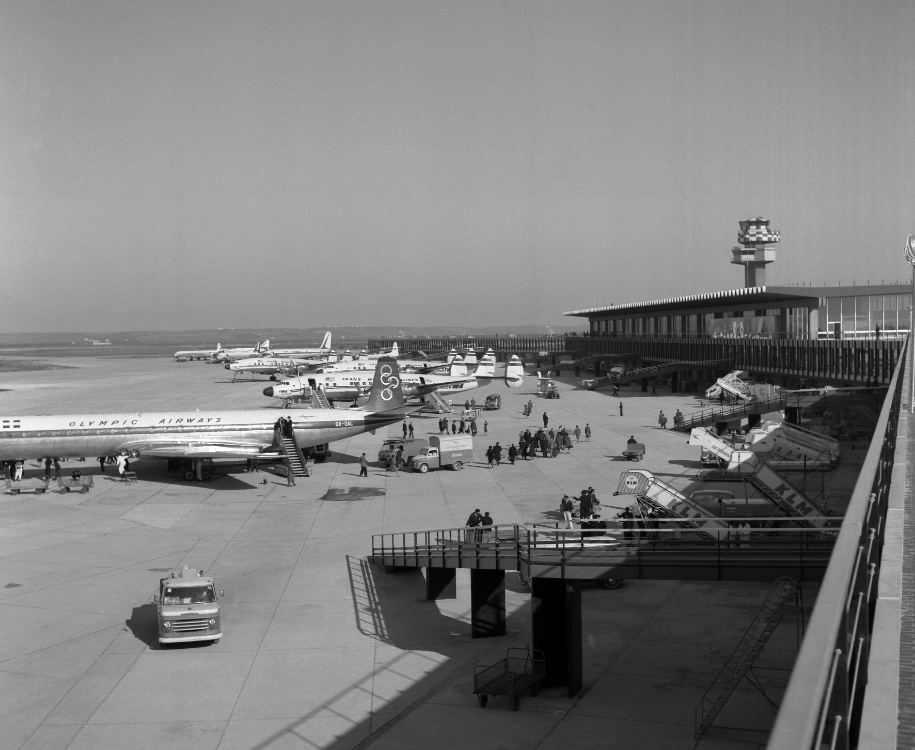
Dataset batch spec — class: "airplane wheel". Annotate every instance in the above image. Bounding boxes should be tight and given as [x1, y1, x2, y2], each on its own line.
[602, 579, 621, 590]
[183, 470, 196, 481]
[201, 470, 212, 481]
[314, 455, 326, 463]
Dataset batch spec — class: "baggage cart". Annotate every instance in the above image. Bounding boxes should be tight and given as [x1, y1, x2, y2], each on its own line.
[622, 442, 645, 461]
[473, 646, 545, 710]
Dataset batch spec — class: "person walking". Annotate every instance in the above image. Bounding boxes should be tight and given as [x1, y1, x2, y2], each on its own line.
[98, 456, 106, 473]
[485, 445, 494, 468]
[584, 423, 591, 441]
[115, 454, 127, 479]
[560, 495, 575, 529]
[573, 425, 582, 443]
[612, 383, 619, 397]
[408, 422, 414, 439]
[359, 453, 368, 477]
[543, 412, 549, 428]
[619, 402, 624, 417]
[470, 420, 477, 436]
[658, 411, 667, 429]
[43, 458, 52, 481]
[493, 442, 502, 466]
[393, 446, 404, 474]
[458, 419, 465, 434]
[402, 421, 408, 439]
[508, 444, 517, 464]
[483, 419, 488, 434]
[464, 400, 470, 411]
[579, 490, 593, 520]
[527, 400, 533, 417]
[451, 420, 457, 434]
[52, 458, 60, 479]
[651, 382, 658, 396]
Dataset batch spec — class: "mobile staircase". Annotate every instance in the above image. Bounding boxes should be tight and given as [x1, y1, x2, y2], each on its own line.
[277, 430, 310, 478]
[421, 391, 452, 414]
[311, 387, 332, 409]
[694, 577, 799, 739]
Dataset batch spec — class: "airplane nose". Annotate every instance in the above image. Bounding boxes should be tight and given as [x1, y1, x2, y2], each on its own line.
[224, 364, 230, 370]
[263, 387, 274, 397]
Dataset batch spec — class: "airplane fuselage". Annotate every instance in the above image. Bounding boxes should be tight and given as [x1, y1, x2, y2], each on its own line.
[0, 409, 402, 461]
[265, 371, 478, 402]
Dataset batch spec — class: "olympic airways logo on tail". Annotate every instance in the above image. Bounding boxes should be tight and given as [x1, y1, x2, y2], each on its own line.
[378, 364, 400, 401]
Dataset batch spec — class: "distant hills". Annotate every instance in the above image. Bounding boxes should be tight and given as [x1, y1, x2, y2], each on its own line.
[0, 324, 586, 350]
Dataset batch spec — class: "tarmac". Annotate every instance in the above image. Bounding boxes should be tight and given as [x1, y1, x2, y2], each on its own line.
[0, 356, 859, 750]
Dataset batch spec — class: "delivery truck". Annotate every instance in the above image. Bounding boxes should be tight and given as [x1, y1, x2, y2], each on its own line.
[411, 435, 473, 473]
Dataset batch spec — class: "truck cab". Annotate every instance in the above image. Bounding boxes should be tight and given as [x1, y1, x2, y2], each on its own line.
[154, 566, 223, 646]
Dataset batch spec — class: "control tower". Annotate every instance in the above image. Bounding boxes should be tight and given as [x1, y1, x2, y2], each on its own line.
[731, 217, 779, 287]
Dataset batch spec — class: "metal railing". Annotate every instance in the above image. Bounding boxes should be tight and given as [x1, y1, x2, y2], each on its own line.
[766, 335, 908, 750]
[372, 520, 840, 581]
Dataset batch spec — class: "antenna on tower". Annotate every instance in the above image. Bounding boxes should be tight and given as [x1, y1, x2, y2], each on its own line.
[731, 217, 779, 287]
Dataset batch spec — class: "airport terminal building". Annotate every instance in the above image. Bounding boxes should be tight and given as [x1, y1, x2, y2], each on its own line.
[564, 283, 912, 341]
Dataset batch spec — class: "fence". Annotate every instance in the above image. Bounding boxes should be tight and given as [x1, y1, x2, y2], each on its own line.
[766, 334, 908, 749]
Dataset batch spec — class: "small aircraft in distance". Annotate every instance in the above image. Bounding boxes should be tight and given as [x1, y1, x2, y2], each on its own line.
[213, 340, 272, 363]
[174, 345, 222, 362]
[269, 331, 334, 358]
[0, 357, 416, 482]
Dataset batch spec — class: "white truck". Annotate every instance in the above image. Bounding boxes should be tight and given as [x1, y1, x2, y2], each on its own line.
[154, 566, 224, 646]
[411, 435, 473, 473]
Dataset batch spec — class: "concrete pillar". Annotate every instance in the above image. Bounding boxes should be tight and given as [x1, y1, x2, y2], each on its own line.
[779, 308, 788, 339]
[551, 355, 556, 365]
[808, 307, 819, 341]
[785, 406, 799, 425]
[555, 367, 561, 377]
[531, 578, 583, 696]
[746, 413, 761, 429]
[470, 569, 506, 639]
[425, 567, 456, 601]
[641, 377, 648, 393]
[671, 371, 679, 393]
[594, 361, 602, 378]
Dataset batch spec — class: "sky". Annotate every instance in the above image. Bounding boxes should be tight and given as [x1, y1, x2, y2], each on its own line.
[1, 1, 913, 332]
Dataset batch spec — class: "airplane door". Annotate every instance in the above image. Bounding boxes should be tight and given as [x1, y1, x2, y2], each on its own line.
[308, 379, 317, 389]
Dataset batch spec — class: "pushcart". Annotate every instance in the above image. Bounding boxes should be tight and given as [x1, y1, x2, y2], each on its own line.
[622, 442, 645, 461]
[473, 646, 545, 710]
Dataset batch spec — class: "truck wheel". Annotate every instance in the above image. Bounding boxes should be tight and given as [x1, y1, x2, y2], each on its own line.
[452, 461, 463, 471]
[418, 463, 429, 473]
[602, 579, 621, 590]
[314, 455, 326, 463]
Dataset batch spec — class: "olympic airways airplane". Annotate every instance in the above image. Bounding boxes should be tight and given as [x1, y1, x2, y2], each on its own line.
[0, 358, 414, 466]
[263, 354, 525, 405]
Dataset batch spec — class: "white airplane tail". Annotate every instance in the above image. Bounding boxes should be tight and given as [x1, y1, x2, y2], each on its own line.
[463, 349, 478, 367]
[450, 356, 468, 378]
[474, 354, 496, 379]
[505, 355, 524, 388]
[320, 331, 332, 350]
[390, 342, 399, 357]
[446, 348, 458, 364]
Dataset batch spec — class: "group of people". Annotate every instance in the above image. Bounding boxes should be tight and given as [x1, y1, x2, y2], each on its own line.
[274, 417, 295, 439]
[484, 443, 503, 467]
[559, 487, 602, 528]
[516, 425, 584, 459]
[521, 400, 535, 417]
[464, 508, 494, 542]
[4, 459, 24, 481]
[438, 416, 482, 435]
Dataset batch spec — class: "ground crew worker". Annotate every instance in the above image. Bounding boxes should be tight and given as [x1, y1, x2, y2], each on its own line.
[359, 453, 368, 477]
[573, 425, 581, 443]
[585, 424, 592, 441]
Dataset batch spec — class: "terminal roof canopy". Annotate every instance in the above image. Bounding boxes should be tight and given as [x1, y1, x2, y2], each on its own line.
[562, 286, 881, 318]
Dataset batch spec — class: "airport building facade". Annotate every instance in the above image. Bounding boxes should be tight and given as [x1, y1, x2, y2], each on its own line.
[564, 284, 912, 341]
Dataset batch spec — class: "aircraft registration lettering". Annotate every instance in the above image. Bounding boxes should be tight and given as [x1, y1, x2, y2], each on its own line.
[335, 421, 353, 427]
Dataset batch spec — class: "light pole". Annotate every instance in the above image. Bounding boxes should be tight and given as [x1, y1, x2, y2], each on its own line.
[905, 235, 915, 412]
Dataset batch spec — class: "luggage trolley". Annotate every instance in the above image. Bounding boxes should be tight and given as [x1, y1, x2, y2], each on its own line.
[473, 646, 545, 710]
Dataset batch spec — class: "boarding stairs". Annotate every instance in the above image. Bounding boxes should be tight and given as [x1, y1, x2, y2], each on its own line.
[424, 391, 452, 413]
[277, 432, 309, 477]
[706, 371, 755, 401]
[676, 393, 788, 431]
[632, 494, 720, 541]
[694, 577, 799, 739]
[311, 387, 332, 409]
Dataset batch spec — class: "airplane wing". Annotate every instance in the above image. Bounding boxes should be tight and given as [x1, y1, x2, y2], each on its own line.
[119, 439, 274, 459]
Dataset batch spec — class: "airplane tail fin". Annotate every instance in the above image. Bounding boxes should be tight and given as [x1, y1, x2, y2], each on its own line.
[390, 342, 399, 357]
[450, 356, 467, 378]
[446, 348, 458, 364]
[321, 331, 332, 349]
[474, 354, 496, 378]
[363, 357, 406, 412]
[463, 350, 478, 367]
[505, 355, 524, 388]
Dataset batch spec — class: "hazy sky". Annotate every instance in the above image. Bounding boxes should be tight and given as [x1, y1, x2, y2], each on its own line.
[2, 1, 913, 332]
